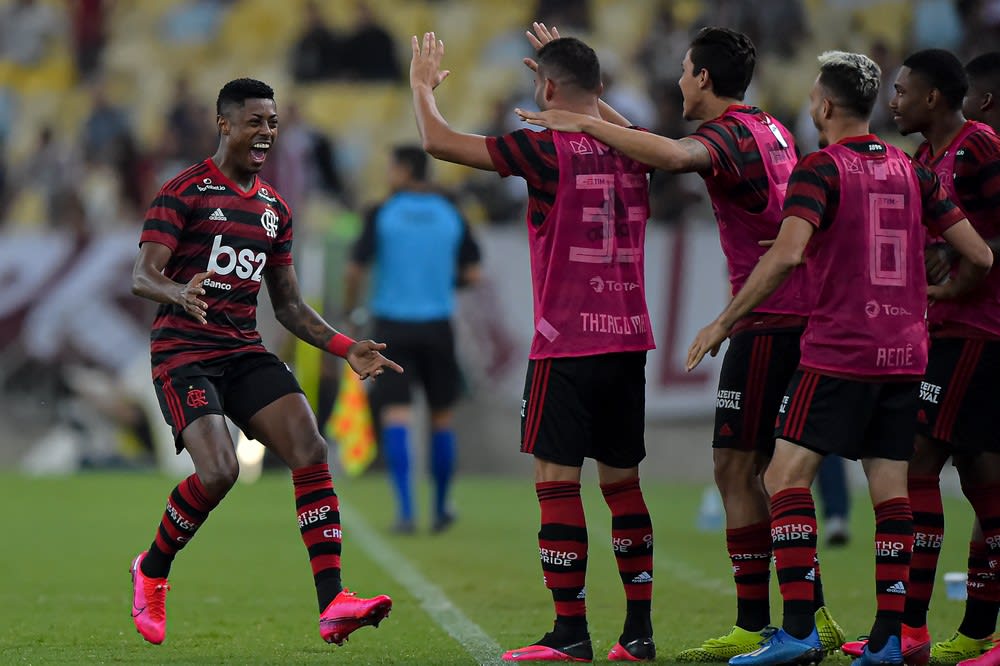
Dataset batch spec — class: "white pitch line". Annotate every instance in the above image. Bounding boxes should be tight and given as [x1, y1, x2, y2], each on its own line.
[342, 504, 505, 665]
[655, 554, 732, 595]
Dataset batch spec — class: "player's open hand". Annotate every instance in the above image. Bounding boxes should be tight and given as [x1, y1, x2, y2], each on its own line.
[410, 32, 450, 91]
[515, 107, 585, 132]
[523, 21, 561, 72]
[686, 320, 729, 371]
[346, 340, 404, 381]
[177, 270, 212, 324]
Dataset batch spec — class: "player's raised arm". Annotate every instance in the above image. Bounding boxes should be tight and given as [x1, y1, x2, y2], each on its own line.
[516, 108, 711, 173]
[264, 263, 402, 379]
[410, 32, 494, 170]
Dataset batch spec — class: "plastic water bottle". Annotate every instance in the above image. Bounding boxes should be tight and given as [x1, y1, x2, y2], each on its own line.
[697, 485, 724, 532]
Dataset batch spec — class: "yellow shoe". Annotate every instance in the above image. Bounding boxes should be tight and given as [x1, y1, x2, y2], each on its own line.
[675, 626, 772, 662]
[931, 632, 994, 665]
[815, 606, 846, 654]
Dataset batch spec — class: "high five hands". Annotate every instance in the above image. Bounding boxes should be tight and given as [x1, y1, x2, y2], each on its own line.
[410, 32, 451, 90]
[515, 22, 586, 132]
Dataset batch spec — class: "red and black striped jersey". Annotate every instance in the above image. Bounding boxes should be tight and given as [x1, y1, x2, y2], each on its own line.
[782, 135, 963, 234]
[690, 105, 783, 214]
[486, 126, 652, 227]
[486, 128, 559, 227]
[918, 126, 1000, 223]
[139, 158, 293, 377]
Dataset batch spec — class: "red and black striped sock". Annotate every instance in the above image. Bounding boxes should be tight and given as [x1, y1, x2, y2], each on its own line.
[727, 521, 772, 631]
[959, 538, 1000, 639]
[293, 463, 343, 611]
[601, 478, 653, 641]
[141, 473, 220, 579]
[537, 481, 588, 635]
[962, 486, 1000, 638]
[903, 476, 943, 628]
[868, 498, 913, 652]
[770, 487, 817, 639]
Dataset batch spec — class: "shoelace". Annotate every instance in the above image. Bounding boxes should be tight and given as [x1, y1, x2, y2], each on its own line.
[146, 581, 171, 620]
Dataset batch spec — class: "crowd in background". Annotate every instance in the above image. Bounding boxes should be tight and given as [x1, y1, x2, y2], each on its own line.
[3, 0, 1000, 237]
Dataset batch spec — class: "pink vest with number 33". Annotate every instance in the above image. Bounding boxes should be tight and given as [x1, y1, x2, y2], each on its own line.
[526, 131, 656, 359]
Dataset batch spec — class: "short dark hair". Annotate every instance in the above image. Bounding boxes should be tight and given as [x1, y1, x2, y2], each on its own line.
[392, 145, 428, 181]
[216, 78, 275, 116]
[688, 27, 756, 100]
[902, 49, 968, 110]
[536, 37, 601, 93]
[817, 51, 882, 119]
[966, 52, 1000, 93]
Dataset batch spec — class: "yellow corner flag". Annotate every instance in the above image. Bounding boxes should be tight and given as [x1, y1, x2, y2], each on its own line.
[326, 362, 377, 476]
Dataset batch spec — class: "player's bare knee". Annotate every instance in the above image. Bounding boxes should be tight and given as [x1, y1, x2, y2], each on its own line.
[198, 460, 239, 498]
[713, 450, 756, 495]
[295, 436, 328, 468]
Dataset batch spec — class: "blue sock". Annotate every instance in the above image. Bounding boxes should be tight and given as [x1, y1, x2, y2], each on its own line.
[382, 425, 412, 522]
[430, 429, 456, 519]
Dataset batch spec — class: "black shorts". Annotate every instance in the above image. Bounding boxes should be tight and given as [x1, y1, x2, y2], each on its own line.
[520, 351, 646, 468]
[371, 317, 461, 411]
[916, 338, 1000, 453]
[775, 369, 918, 461]
[714, 327, 803, 454]
[153, 352, 304, 452]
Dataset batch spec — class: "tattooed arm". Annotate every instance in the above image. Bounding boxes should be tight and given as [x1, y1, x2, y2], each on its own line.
[264, 264, 403, 378]
[264, 263, 337, 348]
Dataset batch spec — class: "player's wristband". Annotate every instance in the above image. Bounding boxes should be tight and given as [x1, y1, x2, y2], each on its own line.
[325, 333, 355, 358]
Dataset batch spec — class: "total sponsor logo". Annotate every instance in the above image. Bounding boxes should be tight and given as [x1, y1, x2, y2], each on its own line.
[197, 177, 227, 193]
[539, 548, 580, 567]
[298, 505, 332, 528]
[919, 381, 942, 405]
[589, 275, 640, 293]
[865, 300, 913, 319]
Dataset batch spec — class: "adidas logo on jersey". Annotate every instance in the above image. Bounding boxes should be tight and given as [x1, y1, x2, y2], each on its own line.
[886, 581, 906, 594]
[631, 571, 653, 584]
[209, 208, 227, 221]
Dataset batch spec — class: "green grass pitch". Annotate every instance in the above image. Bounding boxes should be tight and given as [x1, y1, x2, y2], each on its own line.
[0, 471, 974, 664]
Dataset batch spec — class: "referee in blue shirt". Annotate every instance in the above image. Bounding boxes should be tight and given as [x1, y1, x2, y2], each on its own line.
[344, 145, 481, 533]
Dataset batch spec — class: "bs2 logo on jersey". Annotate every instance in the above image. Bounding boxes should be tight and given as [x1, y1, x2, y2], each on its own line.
[207, 235, 266, 282]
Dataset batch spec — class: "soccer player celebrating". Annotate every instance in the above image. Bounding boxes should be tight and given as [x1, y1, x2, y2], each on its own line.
[411, 27, 657, 662]
[843, 49, 1000, 665]
[517, 26, 846, 661]
[687, 52, 992, 666]
[129, 78, 401, 647]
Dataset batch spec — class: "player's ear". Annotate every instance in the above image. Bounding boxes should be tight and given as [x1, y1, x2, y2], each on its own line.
[982, 92, 994, 112]
[822, 97, 834, 120]
[926, 88, 941, 110]
[544, 77, 557, 102]
[697, 67, 710, 91]
[217, 114, 230, 136]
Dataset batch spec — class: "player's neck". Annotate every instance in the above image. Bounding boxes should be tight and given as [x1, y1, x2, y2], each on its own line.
[924, 112, 967, 157]
[824, 119, 872, 146]
[210, 151, 256, 192]
[699, 96, 743, 122]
